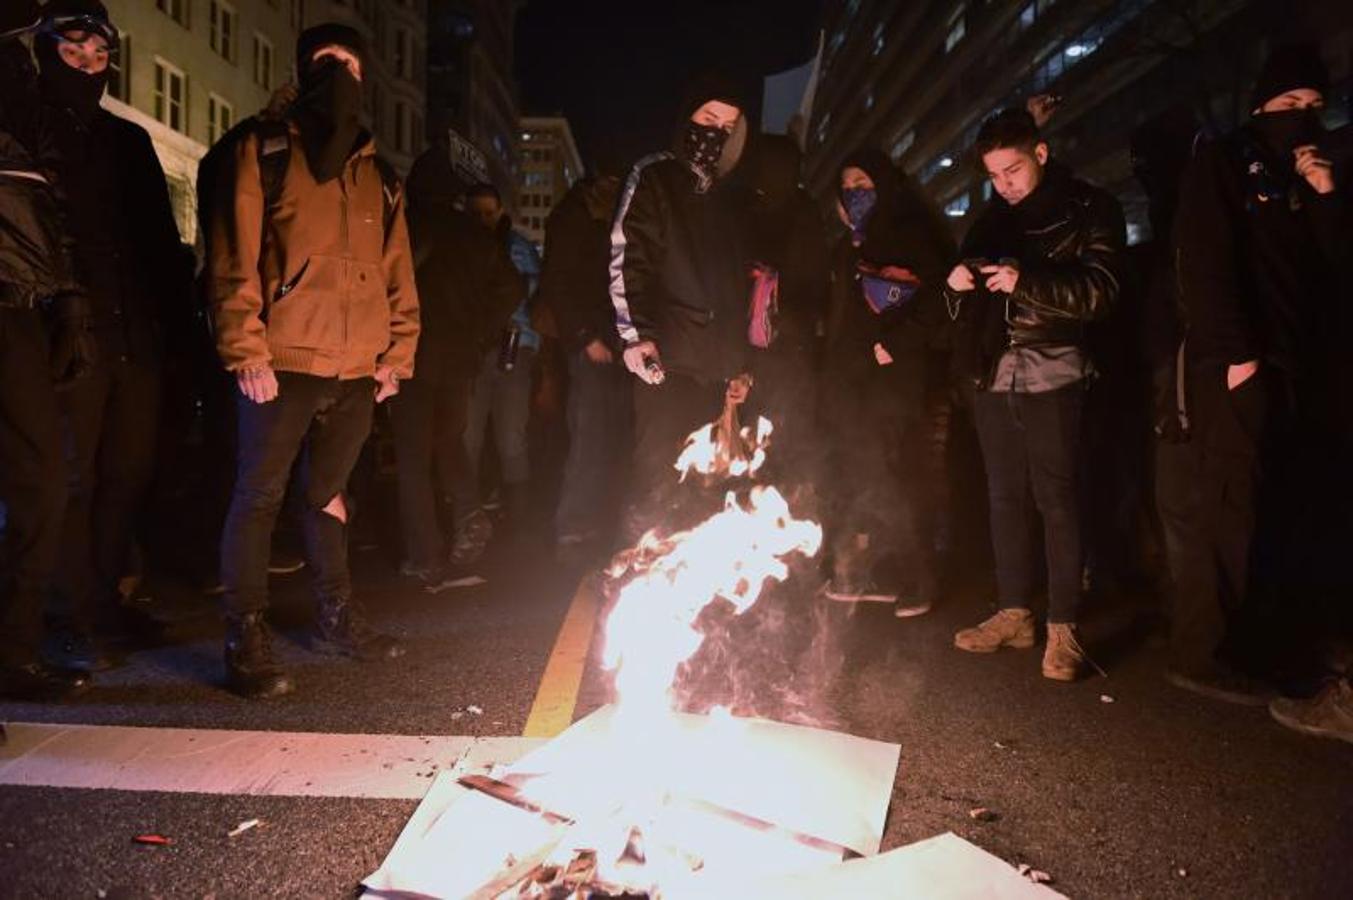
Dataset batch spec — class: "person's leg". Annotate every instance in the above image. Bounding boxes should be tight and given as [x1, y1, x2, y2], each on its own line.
[53, 361, 112, 639]
[1022, 386, 1087, 625]
[556, 352, 615, 542]
[300, 376, 402, 660]
[0, 308, 86, 697]
[461, 350, 495, 507]
[389, 372, 441, 571]
[623, 373, 721, 543]
[88, 358, 162, 634]
[492, 347, 536, 522]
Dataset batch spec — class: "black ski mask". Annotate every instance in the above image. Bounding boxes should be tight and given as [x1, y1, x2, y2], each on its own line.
[682, 122, 729, 185]
[35, 34, 109, 119]
[1252, 107, 1325, 157]
[295, 58, 365, 183]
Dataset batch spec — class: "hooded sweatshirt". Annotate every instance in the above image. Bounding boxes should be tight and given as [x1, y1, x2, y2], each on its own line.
[824, 148, 955, 379]
[608, 79, 751, 383]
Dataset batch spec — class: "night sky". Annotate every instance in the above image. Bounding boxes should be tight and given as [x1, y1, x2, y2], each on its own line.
[516, 0, 824, 172]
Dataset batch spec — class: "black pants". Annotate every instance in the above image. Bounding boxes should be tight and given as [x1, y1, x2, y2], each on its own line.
[822, 359, 935, 591]
[973, 384, 1085, 623]
[624, 373, 724, 542]
[555, 351, 632, 541]
[220, 372, 373, 618]
[1163, 367, 1271, 673]
[55, 351, 162, 633]
[0, 307, 67, 667]
[389, 355, 475, 568]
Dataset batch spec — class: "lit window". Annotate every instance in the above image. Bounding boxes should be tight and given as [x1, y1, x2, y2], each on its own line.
[983, 180, 994, 200]
[864, 90, 875, 111]
[208, 93, 234, 144]
[153, 59, 187, 134]
[107, 32, 130, 101]
[872, 22, 885, 56]
[939, 156, 954, 169]
[944, 193, 970, 217]
[890, 129, 915, 160]
[210, 2, 237, 63]
[1019, 3, 1036, 28]
[816, 111, 831, 144]
[253, 34, 273, 90]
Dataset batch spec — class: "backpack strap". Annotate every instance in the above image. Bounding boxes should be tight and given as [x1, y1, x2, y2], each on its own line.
[254, 117, 291, 214]
[372, 154, 401, 234]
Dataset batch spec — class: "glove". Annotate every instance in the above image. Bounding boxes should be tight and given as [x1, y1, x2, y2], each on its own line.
[48, 292, 97, 387]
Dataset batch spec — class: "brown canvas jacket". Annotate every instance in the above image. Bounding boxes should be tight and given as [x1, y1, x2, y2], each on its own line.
[210, 119, 419, 379]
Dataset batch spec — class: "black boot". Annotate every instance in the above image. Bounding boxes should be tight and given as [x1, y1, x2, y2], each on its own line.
[0, 661, 91, 701]
[224, 613, 295, 699]
[311, 595, 406, 661]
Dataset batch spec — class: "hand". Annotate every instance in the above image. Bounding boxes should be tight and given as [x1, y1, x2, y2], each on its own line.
[583, 338, 613, 364]
[726, 373, 753, 405]
[48, 295, 98, 386]
[1227, 359, 1260, 391]
[981, 264, 1020, 294]
[873, 342, 893, 366]
[1294, 145, 1335, 195]
[946, 264, 976, 292]
[236, 364, 279, 403]
[622, 340, 665, 385]
[1026, 93, 1061, 128]
[374, 365, 400, 403]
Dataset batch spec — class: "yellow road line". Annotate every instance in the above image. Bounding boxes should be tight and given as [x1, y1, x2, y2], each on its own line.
[522, 576, 601, 738]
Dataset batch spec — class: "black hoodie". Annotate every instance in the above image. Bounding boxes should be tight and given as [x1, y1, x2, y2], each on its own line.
[823, 148, 955, 377]
[607, 81, 750, 383]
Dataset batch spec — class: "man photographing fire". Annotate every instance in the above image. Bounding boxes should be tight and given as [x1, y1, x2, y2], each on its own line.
[609, 78, 755, 541]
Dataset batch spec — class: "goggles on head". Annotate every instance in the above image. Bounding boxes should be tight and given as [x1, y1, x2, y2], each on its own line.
[40, 14, 118, 51]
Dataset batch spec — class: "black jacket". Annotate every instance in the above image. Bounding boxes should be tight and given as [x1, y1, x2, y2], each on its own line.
[1174, 126, 1348, 376]
[824, 149, 954, 379]
[538, 176, 619, 354]
[41, 102, 185, 361]
[0, 49, 76, 308]
[608, 151, 749, 383]
[951, 163, 1125, 387]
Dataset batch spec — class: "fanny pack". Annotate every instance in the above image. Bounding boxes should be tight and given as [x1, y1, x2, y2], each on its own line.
[747, 261, 779, 349]
[858, 263, 921, 314]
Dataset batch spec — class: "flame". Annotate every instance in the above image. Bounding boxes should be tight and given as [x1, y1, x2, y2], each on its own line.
[675, 415, 774, 482]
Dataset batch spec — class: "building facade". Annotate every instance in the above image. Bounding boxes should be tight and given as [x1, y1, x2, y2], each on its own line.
[515, 116, 582, 248]
[804, 0, 1353, 243]
[427, 0, 521, 203]
[101, 0, 302, 241]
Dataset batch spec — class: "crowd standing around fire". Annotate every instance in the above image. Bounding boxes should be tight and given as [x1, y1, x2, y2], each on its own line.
[1, 2, 1350, 744]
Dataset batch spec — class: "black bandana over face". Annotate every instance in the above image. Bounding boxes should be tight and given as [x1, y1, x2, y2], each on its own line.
[35, 36, 109, 120]
[682, 122, 729, 186]
[1252, 107, 1325, 156]
[295, 58, 364, 183]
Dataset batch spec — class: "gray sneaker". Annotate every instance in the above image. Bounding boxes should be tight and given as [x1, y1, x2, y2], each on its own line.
[1270, 679, 1353, 745]
[450, 508, 493, 567]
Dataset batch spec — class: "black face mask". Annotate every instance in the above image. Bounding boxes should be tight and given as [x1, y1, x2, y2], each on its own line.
[682, 122, 729, 185]
[1252, 107, 1325, 156]
[295, 59, 364, 183]
[36, 39, 108, 120]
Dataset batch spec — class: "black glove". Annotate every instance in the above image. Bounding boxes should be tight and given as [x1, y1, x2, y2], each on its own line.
[48, 292, 98, 387]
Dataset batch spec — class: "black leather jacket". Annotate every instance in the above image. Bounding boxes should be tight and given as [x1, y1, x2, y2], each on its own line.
[0, 112, 77, 309]
[951, 164, 1126, 387]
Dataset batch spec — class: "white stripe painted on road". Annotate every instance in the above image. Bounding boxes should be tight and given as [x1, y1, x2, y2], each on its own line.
[0, 722, 544, 800]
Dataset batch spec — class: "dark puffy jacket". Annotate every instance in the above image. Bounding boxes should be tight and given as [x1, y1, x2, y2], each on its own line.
[952, 163, 1125, 387]
[42, 103, 185, 360]
[608, 152, 749, 383]
[537, 175, 619, 354]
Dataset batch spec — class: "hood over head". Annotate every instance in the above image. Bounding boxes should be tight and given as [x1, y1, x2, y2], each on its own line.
[35, 0, 115, 120]
[839, 145, 952, 267]
[1250, 41, 1329, 112]
[673, 71, 749, 182]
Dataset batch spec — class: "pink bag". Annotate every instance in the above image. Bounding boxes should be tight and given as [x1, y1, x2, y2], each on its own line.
[747, 262, 780, 349]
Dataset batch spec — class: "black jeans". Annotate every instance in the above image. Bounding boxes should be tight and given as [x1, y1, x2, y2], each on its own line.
[55, 349, 162, 633]
[555, 351, 632, 541]
[0, 307, 67, 667]
[1163, 366, 1271, 673]
[973, 384, 1086, 623]
[220, 373, 374, 618]
[389, 354, 475, 568]
[624, 373, 724, 542]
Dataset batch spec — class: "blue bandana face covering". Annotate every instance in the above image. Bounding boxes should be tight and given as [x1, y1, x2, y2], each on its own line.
[841, 187, 878, 243]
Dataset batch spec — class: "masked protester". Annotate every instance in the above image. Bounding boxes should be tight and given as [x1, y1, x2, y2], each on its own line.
[539, 164, 630, 563]
[608, 78, 751, 541]
[820, 149, 953, 615]
[209, 24, 420, 699]
[944, 109, 1126, 682]
[1169, 45, 1352, 732]
[30, 1, 185, 672]
[0, 4, 92, 701]
[390, 148, 524, 585]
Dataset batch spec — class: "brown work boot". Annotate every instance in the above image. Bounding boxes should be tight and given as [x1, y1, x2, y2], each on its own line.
[1042, 623, 1088, 681]
[954, 608, 1035, 653]
[1269, 679, 1353, 745]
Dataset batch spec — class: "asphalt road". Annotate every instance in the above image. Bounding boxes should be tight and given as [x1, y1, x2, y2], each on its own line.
[1, 531, 1350, 899]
